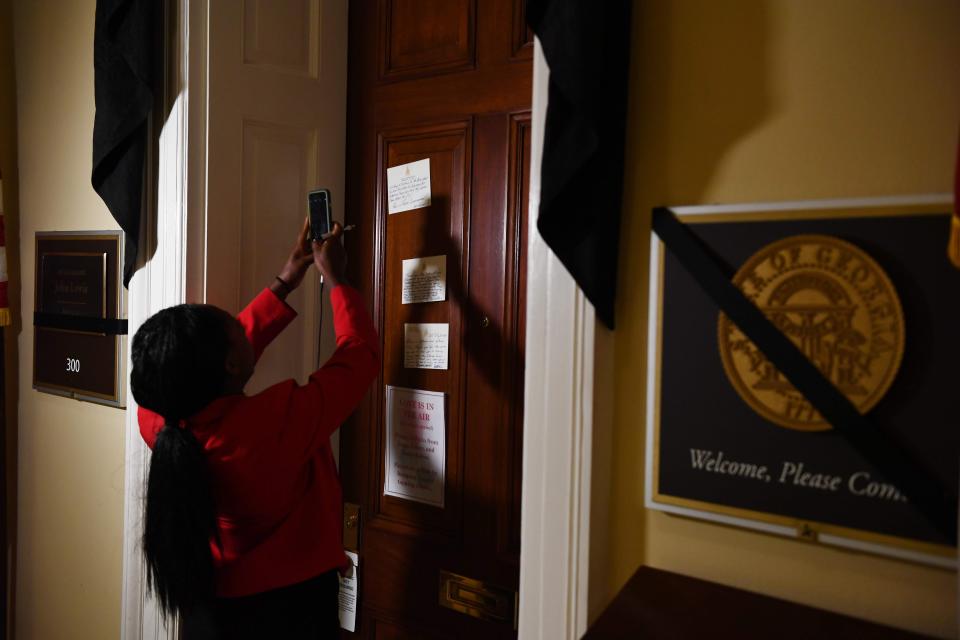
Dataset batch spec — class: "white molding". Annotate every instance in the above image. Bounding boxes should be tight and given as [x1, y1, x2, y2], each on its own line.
[120, 1, 205, 638]
[518, 40, 596, 640]
[184, 0, 209, 304]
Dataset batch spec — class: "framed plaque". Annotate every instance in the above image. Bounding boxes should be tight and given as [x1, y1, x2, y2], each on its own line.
[34, 231, 126, 407]
[645, 198, 959, 567]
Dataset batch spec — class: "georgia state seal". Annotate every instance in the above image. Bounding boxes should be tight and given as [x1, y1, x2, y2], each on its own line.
[718, 235, 905, 431]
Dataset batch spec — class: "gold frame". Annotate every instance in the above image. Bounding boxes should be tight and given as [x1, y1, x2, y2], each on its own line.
[648, 200, 954, 562]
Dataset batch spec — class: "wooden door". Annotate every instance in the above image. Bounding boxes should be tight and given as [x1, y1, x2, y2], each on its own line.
[341, 1, 532, 638]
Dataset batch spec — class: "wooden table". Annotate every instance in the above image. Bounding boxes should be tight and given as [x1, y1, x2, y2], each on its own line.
[584, 566, 931, 639]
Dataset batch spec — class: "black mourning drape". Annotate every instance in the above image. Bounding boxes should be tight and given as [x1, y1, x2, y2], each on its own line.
[526, 0, 633, 329]
[92, 0, 159, 287]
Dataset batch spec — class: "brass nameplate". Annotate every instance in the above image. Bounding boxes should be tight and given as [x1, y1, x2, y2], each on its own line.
[33, 232, 125, 407]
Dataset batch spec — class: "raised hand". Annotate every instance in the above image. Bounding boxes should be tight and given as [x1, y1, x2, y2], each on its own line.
[272, 218, 315, 299]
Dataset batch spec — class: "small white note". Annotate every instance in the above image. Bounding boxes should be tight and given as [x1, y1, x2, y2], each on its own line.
[338, 550, 359, 632]
[404, 323, 449, 370]
[402, 255, 446, 304]
[387, 158, 431, 214]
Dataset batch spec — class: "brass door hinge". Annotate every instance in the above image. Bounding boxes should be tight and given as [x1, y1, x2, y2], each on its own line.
[343, 502, 361, 552]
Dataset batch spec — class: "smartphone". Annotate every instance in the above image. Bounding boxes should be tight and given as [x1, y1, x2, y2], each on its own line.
[308, 188, 333, 242]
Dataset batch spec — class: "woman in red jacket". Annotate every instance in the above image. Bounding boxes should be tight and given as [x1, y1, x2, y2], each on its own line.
[131, 220, 379, 638]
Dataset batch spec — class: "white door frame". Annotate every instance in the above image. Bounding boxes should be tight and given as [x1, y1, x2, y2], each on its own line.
[121, 11, 597, 639]
[120, 1, 207, 637]
[517, 40, 597, 640]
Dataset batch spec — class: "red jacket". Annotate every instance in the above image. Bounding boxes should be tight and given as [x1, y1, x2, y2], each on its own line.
[139, 285, 379, 597]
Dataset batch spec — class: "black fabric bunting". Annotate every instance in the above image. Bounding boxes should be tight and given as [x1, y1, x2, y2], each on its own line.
[92, 0, 159, 288]
[526, 0, 633, 329]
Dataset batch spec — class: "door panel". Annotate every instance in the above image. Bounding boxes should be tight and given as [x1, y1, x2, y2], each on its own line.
[500, 114, 530, 560]
[205, 0, 347, 394]
[343, 1, 531, 637]
[509, 2, 534, 60]
[238, 120, 319, 389]
[242, 0, 320, 77]
[377, 122, 469, 534]
[380, 0, 476, 79]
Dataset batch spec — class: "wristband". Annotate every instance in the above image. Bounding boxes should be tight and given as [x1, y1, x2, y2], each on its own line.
[274, 275, 292, 295]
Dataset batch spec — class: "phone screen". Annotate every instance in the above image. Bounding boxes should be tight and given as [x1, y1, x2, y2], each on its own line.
[309, 190, 332, 241]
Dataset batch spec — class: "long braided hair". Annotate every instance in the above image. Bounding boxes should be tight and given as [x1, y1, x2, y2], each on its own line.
[130, 304, 231, 618]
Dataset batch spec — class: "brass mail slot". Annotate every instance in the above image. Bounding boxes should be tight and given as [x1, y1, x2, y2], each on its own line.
[439, 570, 517, 628]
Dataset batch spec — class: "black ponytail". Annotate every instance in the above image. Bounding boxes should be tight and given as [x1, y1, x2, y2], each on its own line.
[144, 422, 218, 614]
[131, 304, 231, 617]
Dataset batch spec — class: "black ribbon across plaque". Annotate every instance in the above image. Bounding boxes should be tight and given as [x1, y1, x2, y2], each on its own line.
[653, 208, 957, 543]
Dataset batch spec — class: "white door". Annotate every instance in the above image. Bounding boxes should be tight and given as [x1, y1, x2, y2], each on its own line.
[123, 4, 349, 638]
[204, 0, 348, 393]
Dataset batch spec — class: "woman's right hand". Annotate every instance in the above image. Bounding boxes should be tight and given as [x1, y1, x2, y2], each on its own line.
[312, 222, 347, 287]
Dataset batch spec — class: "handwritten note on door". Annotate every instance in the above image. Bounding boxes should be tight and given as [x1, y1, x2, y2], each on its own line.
[404, 323, 449, 370]
[384, 386, 446, 507]
[387, 158, 431, 214]
[402, 255, 446, 304]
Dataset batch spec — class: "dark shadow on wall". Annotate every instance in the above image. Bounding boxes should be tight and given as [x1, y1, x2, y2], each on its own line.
[633, 0, 776, 206]
[598, 0, 774, 623]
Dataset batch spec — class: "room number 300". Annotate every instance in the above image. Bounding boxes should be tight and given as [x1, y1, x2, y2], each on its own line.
[65, 357, 80, 373]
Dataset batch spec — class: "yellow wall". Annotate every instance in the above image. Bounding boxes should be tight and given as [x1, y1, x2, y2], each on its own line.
[612, 0, 959, 637]
[12, 0, 124, 638]
[6, 0, 960, 637]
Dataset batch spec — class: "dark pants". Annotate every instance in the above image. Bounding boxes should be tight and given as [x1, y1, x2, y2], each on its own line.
[181, 570, 341, 639]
